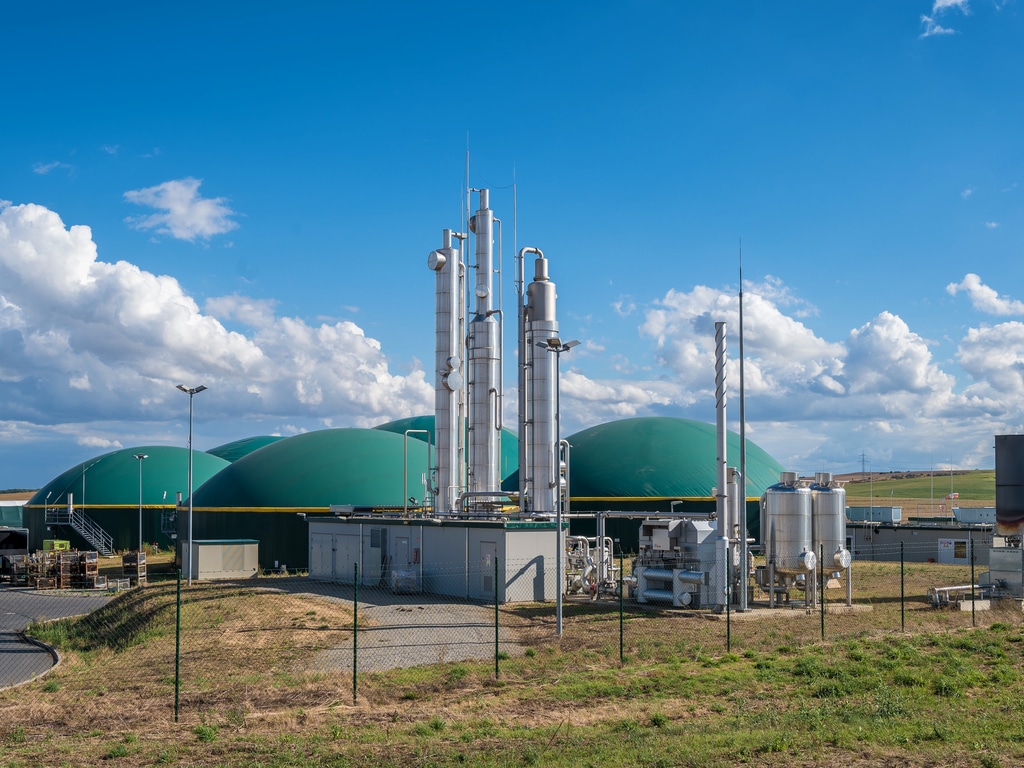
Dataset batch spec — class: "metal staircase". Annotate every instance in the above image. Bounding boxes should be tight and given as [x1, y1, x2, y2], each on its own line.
[45, 506, 114, 556]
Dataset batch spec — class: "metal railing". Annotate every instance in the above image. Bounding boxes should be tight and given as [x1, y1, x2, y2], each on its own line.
[44, 506, 114, 556]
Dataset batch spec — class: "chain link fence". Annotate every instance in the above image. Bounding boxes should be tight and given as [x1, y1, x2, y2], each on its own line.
[2, 541, 1021, 733]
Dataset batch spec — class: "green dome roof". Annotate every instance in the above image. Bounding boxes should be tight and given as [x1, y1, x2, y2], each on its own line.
[374, 415, 520, 482]
[26, 447, 230, 509]
[192, 428, 430, 509]
[565, 417, 784, 499]
[207, 436, 284, 463]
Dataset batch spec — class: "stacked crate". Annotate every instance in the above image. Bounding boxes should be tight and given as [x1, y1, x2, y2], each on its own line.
[78, 551, 101, 588]
[123, 551, 147, 586]
[30, 551, 59, 589]
[8, 555, 29, 586]
[55, 551, 76, 588]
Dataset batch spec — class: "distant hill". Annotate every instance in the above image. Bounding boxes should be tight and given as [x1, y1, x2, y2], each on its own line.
[835, 469, 994, 512]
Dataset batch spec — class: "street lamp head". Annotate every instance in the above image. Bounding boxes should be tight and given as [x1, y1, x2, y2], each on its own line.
[133, 453, 149, 461]
[538, 338, 581, 353]
[177, 384, 208, 395]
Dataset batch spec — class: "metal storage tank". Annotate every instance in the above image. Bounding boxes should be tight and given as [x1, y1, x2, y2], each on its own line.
[762, 471, 813, 572]
[810, 472, 851, 570]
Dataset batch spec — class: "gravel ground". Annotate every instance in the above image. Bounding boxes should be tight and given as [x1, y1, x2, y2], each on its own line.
[266, 577, 520, 672]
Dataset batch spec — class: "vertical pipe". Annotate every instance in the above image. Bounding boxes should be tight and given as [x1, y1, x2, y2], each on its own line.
[187, 395, 193, 585]
[353, 562, 359, 706]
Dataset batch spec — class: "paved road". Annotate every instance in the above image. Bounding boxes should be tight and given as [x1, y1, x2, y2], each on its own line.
[0, 586, 112, 688]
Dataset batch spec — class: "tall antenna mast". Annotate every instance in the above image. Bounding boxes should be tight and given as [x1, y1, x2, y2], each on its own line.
[738, 239, 749, 611]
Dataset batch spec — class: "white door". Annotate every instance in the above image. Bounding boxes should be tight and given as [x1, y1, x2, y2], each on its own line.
[310, 533, 333, 578]
[334, 534, 360, 582]
[395, 536, 410, 567]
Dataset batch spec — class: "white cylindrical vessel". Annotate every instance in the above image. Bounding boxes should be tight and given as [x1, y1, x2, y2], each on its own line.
[467, 190, 501, 501]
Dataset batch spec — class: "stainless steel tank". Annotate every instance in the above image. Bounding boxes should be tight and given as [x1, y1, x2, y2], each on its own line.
[428, 229, 464, 513]
[524, 252, 559, 514]
[810, 472, 851, 569]
[762, 471, 813, 572]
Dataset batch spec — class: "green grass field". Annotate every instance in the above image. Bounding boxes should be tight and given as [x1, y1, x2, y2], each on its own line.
[844, 469, 995, 506]
[3, 563, 1024, 767]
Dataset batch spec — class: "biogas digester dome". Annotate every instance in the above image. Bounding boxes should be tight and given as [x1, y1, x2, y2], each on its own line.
[374, 415, 519, 483]
[552, 417, 785, 545]
[189, 428, 432, 569]
[24, 446, 230, 553]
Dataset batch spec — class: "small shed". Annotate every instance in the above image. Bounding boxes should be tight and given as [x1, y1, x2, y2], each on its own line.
[307, 516, 559, 603]
[183, 539, 259, 580]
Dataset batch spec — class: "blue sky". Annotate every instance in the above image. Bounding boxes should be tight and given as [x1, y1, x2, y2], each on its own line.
[2, 0, 1022, 489]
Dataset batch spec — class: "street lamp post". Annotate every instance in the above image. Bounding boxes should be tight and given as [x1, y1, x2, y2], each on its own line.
[177, 384, 207, 585]
[538, 337, 580, 637]
[133, 453, 148, 553]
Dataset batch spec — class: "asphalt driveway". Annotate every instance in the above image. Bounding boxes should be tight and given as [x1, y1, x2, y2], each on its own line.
[0, 585, 112, 688]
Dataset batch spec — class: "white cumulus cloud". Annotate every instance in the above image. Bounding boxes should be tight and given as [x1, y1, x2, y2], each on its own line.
[947, 273, 1024, 316]
[0, 202, 432, 435]
[124, 178, 239, 241]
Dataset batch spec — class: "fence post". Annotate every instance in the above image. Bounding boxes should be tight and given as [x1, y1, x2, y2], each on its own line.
[900, 542, 905, 633]
[618, 551, 624, 665]
[495, 557, 500, 680]
[819, 544, 825, 641]
[970, 532, 976, 627]
[353, 562, 358, 706]
[726, 577, 731, 653]
[174, 568, 181, 722]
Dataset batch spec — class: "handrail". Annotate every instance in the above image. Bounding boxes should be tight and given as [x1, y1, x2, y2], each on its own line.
[44, 506, 113, 555]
